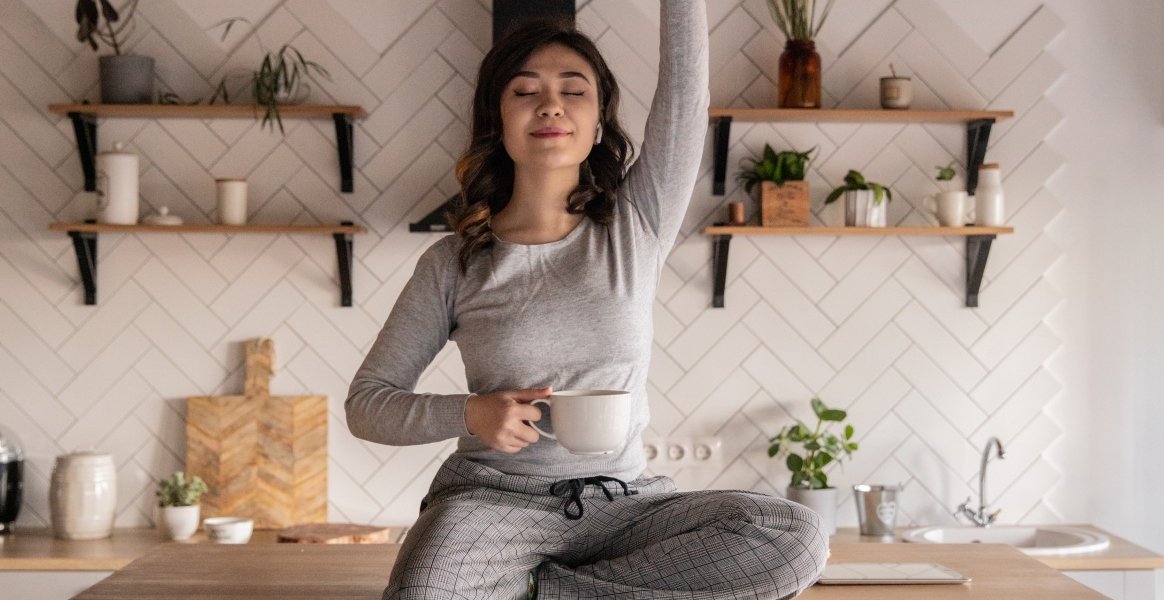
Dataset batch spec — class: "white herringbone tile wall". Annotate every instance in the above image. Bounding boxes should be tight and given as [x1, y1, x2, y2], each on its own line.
[0, 0, 1067, 529]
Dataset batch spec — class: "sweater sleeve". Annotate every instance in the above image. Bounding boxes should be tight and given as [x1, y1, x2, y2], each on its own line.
[345, 236, 472, 446]
[621, 0, 710, 252]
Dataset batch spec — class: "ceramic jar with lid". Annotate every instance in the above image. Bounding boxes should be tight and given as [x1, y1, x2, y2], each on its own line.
[50, 451, 117, 540]
[975, 163, 1006, 226]
[96, 142, 139, 225]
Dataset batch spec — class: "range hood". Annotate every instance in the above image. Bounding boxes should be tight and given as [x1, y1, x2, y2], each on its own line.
[410, 0, 576, 232]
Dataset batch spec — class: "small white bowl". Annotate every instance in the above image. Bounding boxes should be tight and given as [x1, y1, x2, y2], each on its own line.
[202, 517, 253, 544]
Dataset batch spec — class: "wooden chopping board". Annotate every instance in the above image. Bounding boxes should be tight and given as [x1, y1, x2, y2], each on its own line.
[277, 523, 396, 544]
[186, 339, 327, 529]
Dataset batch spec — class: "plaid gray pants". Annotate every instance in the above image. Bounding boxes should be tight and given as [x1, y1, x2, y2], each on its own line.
[383, 456, 828, 599]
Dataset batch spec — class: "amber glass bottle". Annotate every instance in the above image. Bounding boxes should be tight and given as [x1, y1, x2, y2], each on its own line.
[778, 40, 822, 108]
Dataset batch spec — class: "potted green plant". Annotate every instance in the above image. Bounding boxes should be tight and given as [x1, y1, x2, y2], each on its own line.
[824, 169, 893, 227]
[737, 144, 814, 227]
[155, 471, 208, 541]
[252, 45, 331, 134]
[924, 162, 969, 227]
[769, 398, 857, 534]
[74, 0, 153, 104]
[765, 0, 836, 108]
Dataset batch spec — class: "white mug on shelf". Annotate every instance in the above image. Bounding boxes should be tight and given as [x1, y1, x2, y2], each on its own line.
[923, 191, 968, 227]
[216, 178, 248, 225]
[528, 390, 631, 455]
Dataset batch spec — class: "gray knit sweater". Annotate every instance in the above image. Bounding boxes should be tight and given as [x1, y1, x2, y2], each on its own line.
[346, 0, 709, 482]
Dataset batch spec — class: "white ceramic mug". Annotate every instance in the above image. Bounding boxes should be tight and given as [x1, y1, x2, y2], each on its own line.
[529, 390, 631, 455]
[216, 179, 248, 225]
[923, 191, 968, 227]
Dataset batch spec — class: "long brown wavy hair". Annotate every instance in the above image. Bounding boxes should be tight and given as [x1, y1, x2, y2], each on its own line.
[449, 18, 635, 273]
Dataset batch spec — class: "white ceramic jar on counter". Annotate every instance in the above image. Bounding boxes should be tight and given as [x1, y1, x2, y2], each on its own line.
[50, 451, 117, 540]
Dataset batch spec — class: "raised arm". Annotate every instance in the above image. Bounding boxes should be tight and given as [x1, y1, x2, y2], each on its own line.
[345, 237, 471, 446]
[622, 0, 710, 251]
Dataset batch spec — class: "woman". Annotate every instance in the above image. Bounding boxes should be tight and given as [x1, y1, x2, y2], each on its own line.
[346, 1, 828, 598]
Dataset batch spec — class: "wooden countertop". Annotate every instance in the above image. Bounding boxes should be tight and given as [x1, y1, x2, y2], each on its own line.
[73, 542, 1101, 599]
[0, 528, 407, 571]
[831, 525, 1164, 571]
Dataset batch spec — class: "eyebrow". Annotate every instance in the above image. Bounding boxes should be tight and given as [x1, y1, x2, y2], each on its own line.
[513, 71, 592, 85]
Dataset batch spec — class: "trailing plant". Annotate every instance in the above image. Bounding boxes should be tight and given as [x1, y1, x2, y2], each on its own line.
[156, 471, 208, 508]
[824, 169, 893, 206]
[74, 0, 138, 54]
[768, 398, 858, 490]
[252, 44, 331, 134]
[736, 144, 815, 194]
[765, 0, 836, 41]
[935, 161, 964, 192]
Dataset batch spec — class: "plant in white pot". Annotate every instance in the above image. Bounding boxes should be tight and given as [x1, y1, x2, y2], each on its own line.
[824, 169, 893, 227]
[74, 0, 153, 104]
[155, 471, 208, 541]
[768, 398, 858, 535]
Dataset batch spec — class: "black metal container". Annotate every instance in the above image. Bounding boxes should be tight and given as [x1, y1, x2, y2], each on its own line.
[0, 425, 24, 533]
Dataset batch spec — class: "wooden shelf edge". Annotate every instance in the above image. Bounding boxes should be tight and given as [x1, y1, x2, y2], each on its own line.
[702, 226, 1014, 236]
[47, 104, 368, 119]
[49, 223, 367, 234]
[708, 107, 1014, 123]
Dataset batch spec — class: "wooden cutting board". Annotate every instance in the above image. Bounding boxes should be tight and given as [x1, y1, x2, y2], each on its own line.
[277, 523, 396, 544]
[186, 339, 327, 529]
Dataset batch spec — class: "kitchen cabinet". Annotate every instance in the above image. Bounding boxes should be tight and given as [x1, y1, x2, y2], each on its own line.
[706, 108, 1015, 309]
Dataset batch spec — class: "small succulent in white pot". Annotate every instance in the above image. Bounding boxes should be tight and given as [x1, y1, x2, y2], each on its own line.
[155, 471, 208, 541]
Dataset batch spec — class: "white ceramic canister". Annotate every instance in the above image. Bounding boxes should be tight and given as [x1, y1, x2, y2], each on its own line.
[215, 178, 248, 225]
[96, 142, 139, 225]
[49, 451, 117, 540]
[975, 163, 1006, 226]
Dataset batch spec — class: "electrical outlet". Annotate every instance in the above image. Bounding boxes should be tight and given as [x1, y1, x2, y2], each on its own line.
[642, 436, 722, 468]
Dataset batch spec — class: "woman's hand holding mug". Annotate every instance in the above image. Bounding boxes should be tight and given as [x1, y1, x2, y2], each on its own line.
[465, 387, 550, 453]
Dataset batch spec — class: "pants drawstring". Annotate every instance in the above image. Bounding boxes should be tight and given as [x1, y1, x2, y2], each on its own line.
[549, 476, 638, 520]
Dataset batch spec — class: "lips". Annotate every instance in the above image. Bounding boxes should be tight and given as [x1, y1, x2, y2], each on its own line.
[531, 127, 571, 138]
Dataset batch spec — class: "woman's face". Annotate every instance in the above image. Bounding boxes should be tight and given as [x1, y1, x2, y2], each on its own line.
[500, 43, 601, 172]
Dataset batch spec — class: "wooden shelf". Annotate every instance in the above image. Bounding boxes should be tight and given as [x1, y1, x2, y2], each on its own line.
[49, 223, 366, 235]
[49, 103, 365, 193]
[708, 108, 1013, 123]
[708, 108, 1012, 196]
[51, 221, 363, 307]
[48, 104, 367, 119]
[705, 224, 1013, 309]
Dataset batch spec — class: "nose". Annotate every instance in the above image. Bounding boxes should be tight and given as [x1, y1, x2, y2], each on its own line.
[537, 97, 564, 118]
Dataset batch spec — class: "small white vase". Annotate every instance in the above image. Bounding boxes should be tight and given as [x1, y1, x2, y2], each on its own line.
[786, 486, 837, 535]
[843, 190, 887, 227]
[974, 163, 1005, 226]
[157, 504, 200, 541]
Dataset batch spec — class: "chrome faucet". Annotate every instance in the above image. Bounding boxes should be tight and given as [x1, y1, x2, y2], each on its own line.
[955, 436, 1006, 527]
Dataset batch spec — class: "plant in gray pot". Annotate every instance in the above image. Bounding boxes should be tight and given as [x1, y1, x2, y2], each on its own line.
[824, 169, 893, 227]
[769, 398, 858, 535]
[75, 0, 153, 104]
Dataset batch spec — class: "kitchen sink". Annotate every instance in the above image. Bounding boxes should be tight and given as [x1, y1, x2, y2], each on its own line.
[901, 525, 1110, 556]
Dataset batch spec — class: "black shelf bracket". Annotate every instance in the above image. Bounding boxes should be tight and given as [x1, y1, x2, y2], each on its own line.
[965, 234, 996, 308]
[712, 117, 732, 196]
[67, 220, 99, 305]
[965, 118, 996, 196]
[409, 194, 457, 233]
[710, 222, 732, 308]
[333, 113, 354, 193]
[334, 221, 355, 307]
[68, 112, 98, 192]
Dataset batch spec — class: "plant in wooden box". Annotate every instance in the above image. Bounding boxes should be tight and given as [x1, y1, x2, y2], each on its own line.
[825, 169, 893, 227]
[769, 398, 858, 535]
[737, 144, 814, 227]
[155, 471, 208, 541]
[74, 0, 154, 103]
[765, 0, 836, 108]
